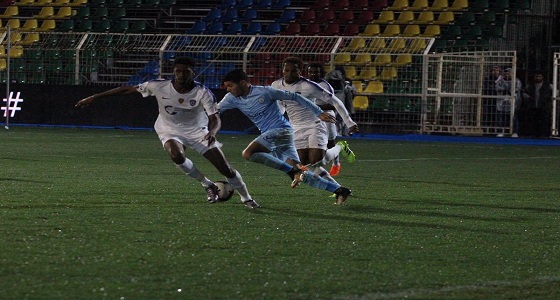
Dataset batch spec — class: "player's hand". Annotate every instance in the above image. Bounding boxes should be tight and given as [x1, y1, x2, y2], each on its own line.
[204, 133, 216, 147]
[75, 96, 96, 108]
[319, 112, 336, 123]
[348, 125, 360, 135]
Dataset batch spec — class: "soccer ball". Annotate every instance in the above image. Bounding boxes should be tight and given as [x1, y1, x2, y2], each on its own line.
[214, 180, 234, 202]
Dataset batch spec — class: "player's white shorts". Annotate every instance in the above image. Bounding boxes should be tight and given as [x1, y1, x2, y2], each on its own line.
[293, 120, 328, 150]
[324, 110, 337, 140]
[155, 119, 221, 155]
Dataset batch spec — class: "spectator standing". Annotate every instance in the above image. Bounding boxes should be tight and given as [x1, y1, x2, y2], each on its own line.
[523, 71, 553, 138]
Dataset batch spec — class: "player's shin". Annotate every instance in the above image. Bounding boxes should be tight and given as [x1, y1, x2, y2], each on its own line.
[249, 152, 293, 173]
[175, 159, 213, 186]
[227, 170, 251, 201]
[301, 170, 341, 193]
[308, 165, 338, 184]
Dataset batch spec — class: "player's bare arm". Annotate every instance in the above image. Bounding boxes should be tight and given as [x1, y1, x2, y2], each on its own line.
[75, 86, 138, 108]
[319, 112, 336, 123]
[205, 113, 221, 146]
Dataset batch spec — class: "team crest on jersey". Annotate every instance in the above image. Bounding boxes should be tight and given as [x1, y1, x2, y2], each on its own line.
[178, 98, 184, 104]
[190, 99, 197, 106]
[258, 98, 264, 104]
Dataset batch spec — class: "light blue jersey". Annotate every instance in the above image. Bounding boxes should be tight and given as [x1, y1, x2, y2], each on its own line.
[218, 85, 323, 133]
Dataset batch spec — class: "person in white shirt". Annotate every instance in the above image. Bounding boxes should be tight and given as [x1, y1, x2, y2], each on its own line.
[271, 57, 358, 183]
[75, 57, 256, 208]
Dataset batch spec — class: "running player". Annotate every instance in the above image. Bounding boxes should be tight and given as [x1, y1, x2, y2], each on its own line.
[271, 57, 357, 182]
[75, 57, 258, 208]
[219, 69, 352, 205]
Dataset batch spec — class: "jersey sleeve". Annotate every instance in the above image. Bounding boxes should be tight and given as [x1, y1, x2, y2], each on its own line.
[200, 87, 219, 115]
[135, 81, 153, 98]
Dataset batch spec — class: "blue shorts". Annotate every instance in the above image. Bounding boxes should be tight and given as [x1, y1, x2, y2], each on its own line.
[254, 127, 300, 164]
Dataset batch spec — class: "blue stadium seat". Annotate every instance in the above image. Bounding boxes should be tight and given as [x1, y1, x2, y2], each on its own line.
[187, 20, 206, 34]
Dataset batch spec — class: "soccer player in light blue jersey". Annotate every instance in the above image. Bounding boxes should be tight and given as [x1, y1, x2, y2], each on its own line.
[219, 69, 352, 205]
[75, 58, 258, 208]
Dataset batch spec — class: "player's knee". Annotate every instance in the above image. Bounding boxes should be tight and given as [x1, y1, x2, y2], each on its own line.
[241, 149, 252, 161]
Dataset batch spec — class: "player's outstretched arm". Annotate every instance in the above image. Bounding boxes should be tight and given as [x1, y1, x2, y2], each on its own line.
[75, 86, 138, 108]
[318, 112, 336, 123]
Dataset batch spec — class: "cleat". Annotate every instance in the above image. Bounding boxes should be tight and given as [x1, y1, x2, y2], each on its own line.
[337, 141, 355, 163]
[329, 164, 341, 176]
[333, 187, 352, 205]
[300, 165, 307, 171]
[205, 184, 219, 203]
[290, 169, 306, 188]
[243, 199, 261, 209]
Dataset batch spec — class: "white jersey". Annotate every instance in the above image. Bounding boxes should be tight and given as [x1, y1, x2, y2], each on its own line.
[136, 79, 218, 136]
[271, 77, 356, 129]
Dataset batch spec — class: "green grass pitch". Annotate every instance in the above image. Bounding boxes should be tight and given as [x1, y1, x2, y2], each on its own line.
[1, 127, 560, 299]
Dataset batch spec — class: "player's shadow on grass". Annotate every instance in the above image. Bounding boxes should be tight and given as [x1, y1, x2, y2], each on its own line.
[0, 177, 49, 183]
[261, 206, 508, 235]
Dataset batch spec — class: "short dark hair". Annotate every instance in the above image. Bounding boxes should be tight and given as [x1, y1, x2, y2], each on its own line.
[223, 69, 249, 83]
[308, 62, 324, 76]
[174, 57, 195, 68]
[283, 56, 304, 70]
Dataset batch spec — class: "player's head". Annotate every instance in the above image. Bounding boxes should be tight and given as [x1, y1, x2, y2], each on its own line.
[282, 56, 304, 84]
[307, 62, 324, 83]
[223, 69, 251, 97]
[533, 71, 544, 83]
[173, 57, 196, 84]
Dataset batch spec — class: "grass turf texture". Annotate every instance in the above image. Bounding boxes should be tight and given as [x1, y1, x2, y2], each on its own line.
[1, 127, 560, 299]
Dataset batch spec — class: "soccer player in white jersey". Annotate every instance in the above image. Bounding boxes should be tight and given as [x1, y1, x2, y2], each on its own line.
[307, 62, 344, 177]
[219, 69, 352, 205]
[75, 57, 259, 209]
[271, 57, 358, 183]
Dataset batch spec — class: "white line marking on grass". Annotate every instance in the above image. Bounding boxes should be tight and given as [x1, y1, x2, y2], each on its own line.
[364, 156, 559, 162]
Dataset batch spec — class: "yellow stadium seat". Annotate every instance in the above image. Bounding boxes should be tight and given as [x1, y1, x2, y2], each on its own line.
[415, 11, 434, 24]
[378, 67, 398, 81]
[34, 6, 54, 19]
[16, 32, 40, 45]
[356, 66, 377, 81]
[428, 0, 448, 11]
[391, 54, 412, 67]
[371, 54, 392, 66]
[21, 19, 38, 31]
[372, 11, 394, 24]
[386, 0, 409, 11]
[334, 53, 351, 65]
[52, 6, 72, 19]
[419, 25, 441, 37]
[352, 95, 370, 110]
[0, 6, 19, 18]
[409, 0, 429, 11]
[433, 11, 454, 25]
[448, 0, 468, 11]
[35, 19, 55, 31]
[406, 38, 427, 53]
[345, 38, 365, 51]
[343, 65, 358, 79]
[52, 0, 70, 5]
[379, 24, 401, 37]
[32, 0, 54, 6]
[366, 38, 387, 51]
[67, 0, 87, 6]
[364, 80, 384, 94]
[352, 54, 372, 66]
[352, 81, 364, 93]
[0, 18, 20, 31]
[386, 38, 406, 52]
[358, 24, 380, 36]
[0, 58, 6, 71]
[402, 24, 420, 37]
[393, 11, 415, 24]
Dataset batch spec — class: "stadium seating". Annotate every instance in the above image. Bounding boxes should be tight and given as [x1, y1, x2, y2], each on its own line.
[352, 95, 369, 110]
